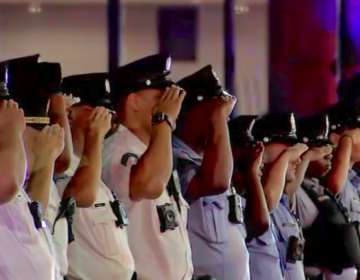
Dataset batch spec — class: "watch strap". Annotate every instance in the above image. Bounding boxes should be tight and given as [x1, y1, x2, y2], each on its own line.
[152, 112, 174, 130]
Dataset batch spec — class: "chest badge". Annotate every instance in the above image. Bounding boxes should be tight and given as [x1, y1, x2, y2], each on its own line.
[17, 194, 23, 202]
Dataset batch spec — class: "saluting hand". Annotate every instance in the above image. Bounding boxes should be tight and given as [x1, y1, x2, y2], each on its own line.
[88, 106, 112, 138]
[155, 85, 186, 125]
[283, 144, 309, 163]
[62, 94, 80, 109]
[33, 124, 65, 163]
[250, 142, 265, 175]
[0, 100, 25, 134]
[344, 128, 360, 145]
[210, 94, 237, 119]
[303, 145, 333, 162]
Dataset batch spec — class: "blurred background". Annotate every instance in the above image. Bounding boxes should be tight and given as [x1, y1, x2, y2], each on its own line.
[0, 0, 358, 117]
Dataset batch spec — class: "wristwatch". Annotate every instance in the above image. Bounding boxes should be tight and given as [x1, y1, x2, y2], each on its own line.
[151, 112, 174, 130]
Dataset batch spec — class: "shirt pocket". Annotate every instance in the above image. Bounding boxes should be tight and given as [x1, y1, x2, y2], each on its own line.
[256, 226, 277, 246]
[202, 197, 229, 244]
[91, 206, 120, 257]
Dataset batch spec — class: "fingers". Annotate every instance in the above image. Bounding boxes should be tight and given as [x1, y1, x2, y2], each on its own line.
[160, 87, 171, 102]
[177, 90, 186, 104]
[1, 100, 7, 109]
[41, 125, 51, 133]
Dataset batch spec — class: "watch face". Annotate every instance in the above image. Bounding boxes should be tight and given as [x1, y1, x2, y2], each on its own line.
[153, 112, 164, 123]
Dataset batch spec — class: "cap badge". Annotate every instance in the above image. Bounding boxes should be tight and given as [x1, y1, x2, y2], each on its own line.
[290, 113, 296, 133]
[263, 137, 269, 143]
[197, 95, 204, 101]
[212, 70, 219, 81]
[37, 56, 42, 63]
[166, 57, 172, 72]
[105, 79, 110, 93]
[146, 80, 152, 86]
[331, 124, 337, 130]
[303, 137, 309, 143]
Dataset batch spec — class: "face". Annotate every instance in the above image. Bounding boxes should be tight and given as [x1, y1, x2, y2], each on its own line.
[264, 142, 300, 183]
[307, 146, 333, 178]
[68, 104, 94, 129]
[127, 88, 163, 132]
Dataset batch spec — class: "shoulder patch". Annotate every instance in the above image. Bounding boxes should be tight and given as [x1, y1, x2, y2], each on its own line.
[121, 153, 139, 167]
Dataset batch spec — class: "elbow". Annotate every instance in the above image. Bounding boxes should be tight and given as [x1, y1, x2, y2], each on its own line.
[130, 179, 165, 201]
[0, 177, 20, 205]
[55, 154, 72, 174]
[75, 193, 97, 208]
[325, 180, 344, 195]
[209, 178, 230, 195]
[251, 218, 270, 238]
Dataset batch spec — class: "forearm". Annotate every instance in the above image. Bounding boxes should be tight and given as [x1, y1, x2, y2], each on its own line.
[26, 165, 55, 211]
[130, 122, 172, 200]
[263, 154, 289, 212]
[190, 114, 232, 199]
[63, 133, 103, 207]
[323, 137, 352, 195]
[245, 172, 270, 239]
[49, 96, 73, 173]
[285, 158, 310, 204]
[0, 131, 27, 204]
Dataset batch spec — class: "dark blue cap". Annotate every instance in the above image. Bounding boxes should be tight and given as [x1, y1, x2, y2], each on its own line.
[253, 112, 299, 144]
[110, 54, 174, 102]
[62, 73, 113, 111]
[177, 65, 230, 106]
[327, 102, 360, 131]
[228, 115, 257, 146]
[296, 114, 331, 146]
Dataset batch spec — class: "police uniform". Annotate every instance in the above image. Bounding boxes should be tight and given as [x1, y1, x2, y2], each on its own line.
[296, 114, 359, 280]
[102, 54, 193, 280]
[174, 66, 249, 280]
[7, 56, 67, 280]
[57, 73, 134, 280]
[250, 113, 306, 280]
[0, 58, 56, 280]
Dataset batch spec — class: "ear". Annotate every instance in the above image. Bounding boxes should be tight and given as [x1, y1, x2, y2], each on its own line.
[329, 132, 340, 146]
[127, 92, 139, 112]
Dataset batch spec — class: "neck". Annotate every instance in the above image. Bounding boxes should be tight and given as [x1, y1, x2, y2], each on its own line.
[71, 127, 86, 158]
[120, 118, 151, 147]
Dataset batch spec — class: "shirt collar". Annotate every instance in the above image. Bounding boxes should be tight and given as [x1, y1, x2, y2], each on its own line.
[116, 124, 148, 152]
[172, 136, 202, 161]
[348, 169, 358, 181]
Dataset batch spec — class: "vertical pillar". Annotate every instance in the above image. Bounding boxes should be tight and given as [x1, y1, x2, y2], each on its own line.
[224, 0, 236, 115]
[269, 0, 338, 115]
[108, 0, 122, 72]
[339, 0, 360, 79]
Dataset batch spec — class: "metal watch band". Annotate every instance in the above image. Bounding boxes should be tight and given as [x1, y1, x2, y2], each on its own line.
[152, 112, 174, 130]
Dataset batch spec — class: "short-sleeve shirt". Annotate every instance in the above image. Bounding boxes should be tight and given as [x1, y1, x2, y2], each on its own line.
[56, 154, 135, 280]
[45, 181, 69, 277]
[0, 188, 56, 280]
[173, 136, 250, 280]
[337, 170, 360, 223]
[271, 194, 306, 280]
[102, 125, 193, 280]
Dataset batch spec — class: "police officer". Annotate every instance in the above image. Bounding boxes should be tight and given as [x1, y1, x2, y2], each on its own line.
[102, 54, 193, 280]
[7, 55, 66, 280]
[293, 114, 359, 280]
[57, 73, 135, 280]
[0, 58, 56, 280]
[250, 113, 308, 280]
[228, 116, 270, 241]
[174, 65, 243, 280]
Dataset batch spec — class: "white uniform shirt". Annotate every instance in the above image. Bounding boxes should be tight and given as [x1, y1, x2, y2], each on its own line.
[56, 154, 135, 280]
[45, 181, 69, 277]
[0, 188, 56, 280]
[102, 125, 194, 280]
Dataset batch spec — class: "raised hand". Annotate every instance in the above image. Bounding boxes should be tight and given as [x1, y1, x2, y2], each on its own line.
[88, 106, 112, 138]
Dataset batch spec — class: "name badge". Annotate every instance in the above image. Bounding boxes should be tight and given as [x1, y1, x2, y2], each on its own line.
[95, 203, 106, 208]
[283, 223, 296, 228]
